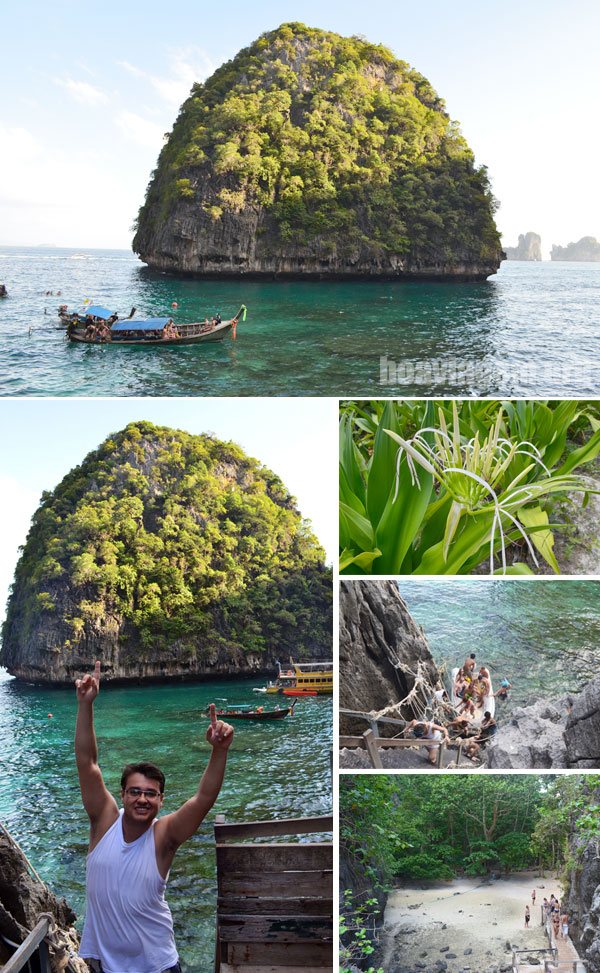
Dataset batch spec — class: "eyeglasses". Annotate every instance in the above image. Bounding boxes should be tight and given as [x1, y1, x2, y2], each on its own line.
[124, 787, 162, 799]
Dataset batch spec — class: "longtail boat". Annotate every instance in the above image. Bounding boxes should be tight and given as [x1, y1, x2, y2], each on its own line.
[66, 305, 246, 345]
[210, 700, 296, 721]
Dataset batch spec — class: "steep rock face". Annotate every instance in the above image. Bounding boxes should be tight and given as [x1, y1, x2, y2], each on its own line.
[565, 673, 600, 767]
[1, 422, 331, 684]
[551, 236, 600, 261]
[504, 231, 542, 260]
[133, 23, 502, 281]
[339, 580, 439, 722]
[0, 829, 86, 972]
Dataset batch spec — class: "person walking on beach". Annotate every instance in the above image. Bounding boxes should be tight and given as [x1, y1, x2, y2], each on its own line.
[525, 905, 531, 928]
[531, 889, 536, 906]
[75, 660, 234, 973]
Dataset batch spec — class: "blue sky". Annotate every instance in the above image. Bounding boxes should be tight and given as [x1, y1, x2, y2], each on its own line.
[2, 0, 599, 255]
[0, 397, 337, 624]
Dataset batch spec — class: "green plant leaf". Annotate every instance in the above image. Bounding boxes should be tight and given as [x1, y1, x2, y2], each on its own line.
[366, 401, 401, 529]
[517, 505, 560, 573]
[555, 428, 600, 475]
[340, 501, 375, 551]
[339, 548, 382, 573]
[375, 446, 434, 573]
[492, 563, 535, 575]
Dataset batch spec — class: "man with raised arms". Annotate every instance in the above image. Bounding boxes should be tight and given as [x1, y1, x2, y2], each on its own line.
[75, 660, 234, 973]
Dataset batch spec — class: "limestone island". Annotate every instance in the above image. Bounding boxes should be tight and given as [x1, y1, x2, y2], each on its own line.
[133, 23, 503, 281]
[0, 422, 331, 685]
[551, 236, 600, 261]
[504, 231, 542, 260]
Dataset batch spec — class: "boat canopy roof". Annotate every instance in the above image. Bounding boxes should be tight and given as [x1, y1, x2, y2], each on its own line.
[111, 317, 171, 332]
[80, 305, 115, 319]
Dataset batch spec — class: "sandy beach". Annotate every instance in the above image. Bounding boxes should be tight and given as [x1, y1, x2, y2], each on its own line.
[381, 870, 559, 973]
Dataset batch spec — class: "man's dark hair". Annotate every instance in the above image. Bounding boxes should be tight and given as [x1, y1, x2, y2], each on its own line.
[470, 653, 476, 660]
[121, 762, 166, 793]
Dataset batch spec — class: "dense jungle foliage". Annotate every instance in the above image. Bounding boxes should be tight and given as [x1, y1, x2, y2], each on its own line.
[133, 22, 501, 265]
[340, 774, 600, 886]
[1, 422, 331, 660]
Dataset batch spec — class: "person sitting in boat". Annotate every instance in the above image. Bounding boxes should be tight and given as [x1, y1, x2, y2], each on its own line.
[163, 321, 179, 340]
[495, 678, 512, 701]
[85, 322, 99, 341]
[473, 676, 489, 708]
[74, 661, 233, 973]
[476, 711, 497, 741]
[457, 694, 476, 718]
[214, 312, 222, 325]
[453, 669, 471, 699]
[405, 719, 450, 765]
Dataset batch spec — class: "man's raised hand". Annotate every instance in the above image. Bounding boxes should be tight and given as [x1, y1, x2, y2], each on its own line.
[206, 703, 234, 751]
[75, 660, 101, 704]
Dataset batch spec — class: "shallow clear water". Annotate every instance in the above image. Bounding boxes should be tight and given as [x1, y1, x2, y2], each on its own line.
[400, 579, 600, 713]
[0, 672, 332, 971]
[0, 247, 599, 396]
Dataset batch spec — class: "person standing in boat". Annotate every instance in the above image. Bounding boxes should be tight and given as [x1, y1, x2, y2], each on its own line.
[75, 661, 234, 973]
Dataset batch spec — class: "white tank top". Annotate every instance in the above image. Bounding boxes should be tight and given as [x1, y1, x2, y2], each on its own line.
[79, 810, 179, 973]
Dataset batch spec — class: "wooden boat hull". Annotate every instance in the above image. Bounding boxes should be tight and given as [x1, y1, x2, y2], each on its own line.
[68, 320, 234, 345]
[214, 706, 294, 720]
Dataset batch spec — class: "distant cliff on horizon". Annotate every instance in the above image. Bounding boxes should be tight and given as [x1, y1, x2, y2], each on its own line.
[551, 236, 600, 261]
[133, 22, 502, 281]
[504, 231, 542, 261]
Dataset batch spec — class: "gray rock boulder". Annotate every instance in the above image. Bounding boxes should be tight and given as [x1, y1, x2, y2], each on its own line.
[485, 698, 568, 768]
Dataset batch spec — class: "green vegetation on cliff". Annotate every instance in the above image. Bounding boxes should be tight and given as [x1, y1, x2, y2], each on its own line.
[1, 422, 331, 673]
[133, 22, 501, 268]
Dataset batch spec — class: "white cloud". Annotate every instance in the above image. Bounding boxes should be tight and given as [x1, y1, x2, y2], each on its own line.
[0, 126, 40, 165]
[115, 111, 165, 149]
[119, 47, 216, 108]
[55, 77, 109, 106]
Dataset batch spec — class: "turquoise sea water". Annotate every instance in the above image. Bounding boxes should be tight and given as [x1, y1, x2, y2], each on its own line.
[0, 672, 332, 971]
[1, 247, 599, 396]
[400, 579, 600, 714]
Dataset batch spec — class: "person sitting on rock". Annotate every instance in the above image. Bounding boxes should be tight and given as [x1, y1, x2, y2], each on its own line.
[74, 660, 234, 973]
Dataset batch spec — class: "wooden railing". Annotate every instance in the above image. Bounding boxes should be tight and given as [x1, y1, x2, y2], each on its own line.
[2, 915, 52, 973]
